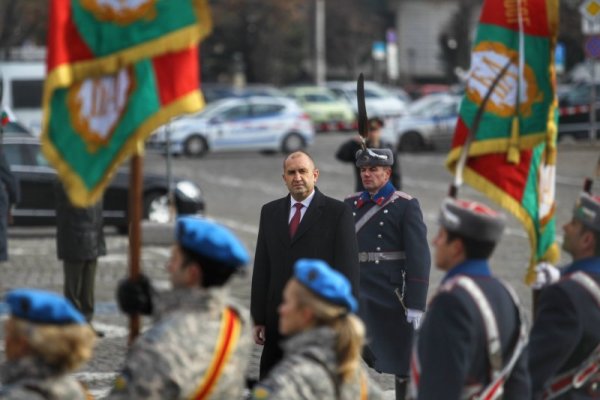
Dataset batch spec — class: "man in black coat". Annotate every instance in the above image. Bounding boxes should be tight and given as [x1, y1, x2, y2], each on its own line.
[336, 117, 402, 192]
[411, 198, 530, 400]
[250, 150, 360, 378]
[54, 180, 106, 333]
[344, 148, 429, 400]
[529, 192, 600, 399]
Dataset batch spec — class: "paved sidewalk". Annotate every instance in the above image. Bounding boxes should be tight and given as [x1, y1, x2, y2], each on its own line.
[0, 226, 396, 399]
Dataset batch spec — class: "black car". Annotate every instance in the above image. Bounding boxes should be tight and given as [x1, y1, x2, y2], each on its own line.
[3, 137, 205, 232]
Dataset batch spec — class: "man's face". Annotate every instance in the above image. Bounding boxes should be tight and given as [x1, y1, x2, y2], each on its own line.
[283, 153, 319, 201]
[360, 166, 391, 193]
[432, 227, 458, 271]
[166, 245, 194, 289]
[562, 218, 589, 257]
[368, 127, 381, 141]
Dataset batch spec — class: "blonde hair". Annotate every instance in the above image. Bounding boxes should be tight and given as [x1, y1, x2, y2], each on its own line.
[294, 281, 365, 382]
[8, 317, 96, 372]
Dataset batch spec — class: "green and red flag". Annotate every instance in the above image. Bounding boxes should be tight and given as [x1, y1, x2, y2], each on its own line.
[42, 0, 212, 207]
[446, 0, 560, 283]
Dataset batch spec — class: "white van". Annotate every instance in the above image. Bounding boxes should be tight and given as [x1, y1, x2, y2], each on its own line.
[0, 61, 45, 135]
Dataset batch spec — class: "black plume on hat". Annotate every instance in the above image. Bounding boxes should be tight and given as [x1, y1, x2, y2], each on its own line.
[439, 198, 506, 243]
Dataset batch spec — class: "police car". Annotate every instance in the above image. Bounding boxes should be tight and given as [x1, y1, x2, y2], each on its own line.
[147, 96, 315, 157]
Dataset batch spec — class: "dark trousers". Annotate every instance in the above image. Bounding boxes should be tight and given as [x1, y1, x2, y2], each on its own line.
[63, 260, 97, 322]
[259, 330, 284, 379]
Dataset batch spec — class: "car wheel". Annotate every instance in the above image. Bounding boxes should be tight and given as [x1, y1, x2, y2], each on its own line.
[400, 132, 425, 153]
[184, 135, 208, 157]
[144, 191, 171, 224]
[281, 133, 306, 153]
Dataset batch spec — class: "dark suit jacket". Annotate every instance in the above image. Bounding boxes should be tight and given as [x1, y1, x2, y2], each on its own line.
[250, 187, 360, 365]
[529, 269, 600, 399]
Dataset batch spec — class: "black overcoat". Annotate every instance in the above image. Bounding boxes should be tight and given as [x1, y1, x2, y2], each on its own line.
[251, 187, 360, 375]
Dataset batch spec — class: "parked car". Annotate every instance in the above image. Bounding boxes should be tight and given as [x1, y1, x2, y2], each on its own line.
[148, 96, 315, 157]
[326, 81, 407, 118]
[285, 85, 356, 132]
[393, 94, 461, 152]
[4, 137, 205, 232]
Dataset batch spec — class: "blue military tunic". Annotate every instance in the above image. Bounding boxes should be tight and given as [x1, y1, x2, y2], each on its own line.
[345, 182, 430, 376]
[413, 260, 531, 399]
[529, 257, 600, 399]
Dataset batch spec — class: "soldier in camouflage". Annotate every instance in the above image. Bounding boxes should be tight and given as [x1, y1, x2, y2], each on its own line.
[107, 216, 252, 400]
[0, 288, 96, 400]
[252, 259, 384, 400]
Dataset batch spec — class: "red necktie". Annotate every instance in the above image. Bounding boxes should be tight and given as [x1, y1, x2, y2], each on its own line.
[289, 203, 303, 238]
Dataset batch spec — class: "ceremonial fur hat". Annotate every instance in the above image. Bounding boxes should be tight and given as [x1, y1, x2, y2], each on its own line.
[176, 216, 249, 269]
[368, 117, 384, 130]
[439, 198, 506, 243]
[355, 148, 394, 167]
[294, 258, 357, 313]
[6, 288, 86, 325]
[573, 192, 600, 232]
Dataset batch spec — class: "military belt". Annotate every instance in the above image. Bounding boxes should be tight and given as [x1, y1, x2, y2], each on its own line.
[358, 251, 405, 263]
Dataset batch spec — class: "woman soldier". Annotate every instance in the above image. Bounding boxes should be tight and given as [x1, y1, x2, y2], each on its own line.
[252, 258, 383, 399]
[0, 288, 96, 399]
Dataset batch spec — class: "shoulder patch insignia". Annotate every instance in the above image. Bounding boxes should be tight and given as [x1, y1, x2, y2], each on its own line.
[113, 375, 128, 391]
[252, 385, 272, 399]
[395, 190, 413, 200]
[345, 191, 362, 200]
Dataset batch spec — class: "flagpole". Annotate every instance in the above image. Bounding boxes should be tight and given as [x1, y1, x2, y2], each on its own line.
[128, 145, 143, 344]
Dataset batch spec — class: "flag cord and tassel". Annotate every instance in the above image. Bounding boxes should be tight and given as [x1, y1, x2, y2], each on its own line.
[508, 0, 525, 165]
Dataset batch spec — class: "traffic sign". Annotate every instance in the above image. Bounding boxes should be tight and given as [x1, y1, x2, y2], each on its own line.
[581, 0, 600, 34]
[585, 36, 600, 59]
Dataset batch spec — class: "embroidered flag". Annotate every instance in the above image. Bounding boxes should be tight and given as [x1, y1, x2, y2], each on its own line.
[42, 0, 212, 207]
[446, 0, 560, 283]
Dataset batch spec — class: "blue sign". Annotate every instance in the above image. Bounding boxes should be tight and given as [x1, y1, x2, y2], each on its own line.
[555, 42, 565, 73]
[585, 36, 600, 59]
[372, 41, 386, 61]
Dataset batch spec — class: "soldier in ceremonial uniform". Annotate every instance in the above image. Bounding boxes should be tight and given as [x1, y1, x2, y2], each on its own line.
[410, 198, 530, 399]
[252, 258, 383, 400]
[344, 148, 430, 400]
[529, 192, 600, 399]
[107, 217, 251, 400]
[0, 288, 96, 399]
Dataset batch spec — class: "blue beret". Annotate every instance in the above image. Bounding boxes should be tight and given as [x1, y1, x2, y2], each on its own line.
[6, 289, 86, 325]
[294, 259, 357, 313]
[176, 216, 249, 268]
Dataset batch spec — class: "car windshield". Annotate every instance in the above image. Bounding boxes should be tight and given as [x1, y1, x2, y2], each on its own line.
[303, 93, 336, 103]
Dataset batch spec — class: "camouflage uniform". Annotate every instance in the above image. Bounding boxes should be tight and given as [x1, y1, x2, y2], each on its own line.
[253, 326, 384, 400]
[0, 357, 87, 399]
[107, 286, 251, 400]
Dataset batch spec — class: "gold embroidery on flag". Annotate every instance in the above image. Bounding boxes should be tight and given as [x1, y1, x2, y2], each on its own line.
[80, 0, 157, 25]
[67, 68, 135, 153]
[467, 42, 542, 119]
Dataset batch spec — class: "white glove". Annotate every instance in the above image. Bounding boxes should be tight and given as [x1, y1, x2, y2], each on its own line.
[531, 262, 560, 290]
[406, 309, 423, 330]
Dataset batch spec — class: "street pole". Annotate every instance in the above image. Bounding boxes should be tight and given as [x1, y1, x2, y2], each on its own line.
[315, 0, 326, 86]
[128, 144, 143, 344]
[591, 58, 597, 142]
[165, 122, 175, 221]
